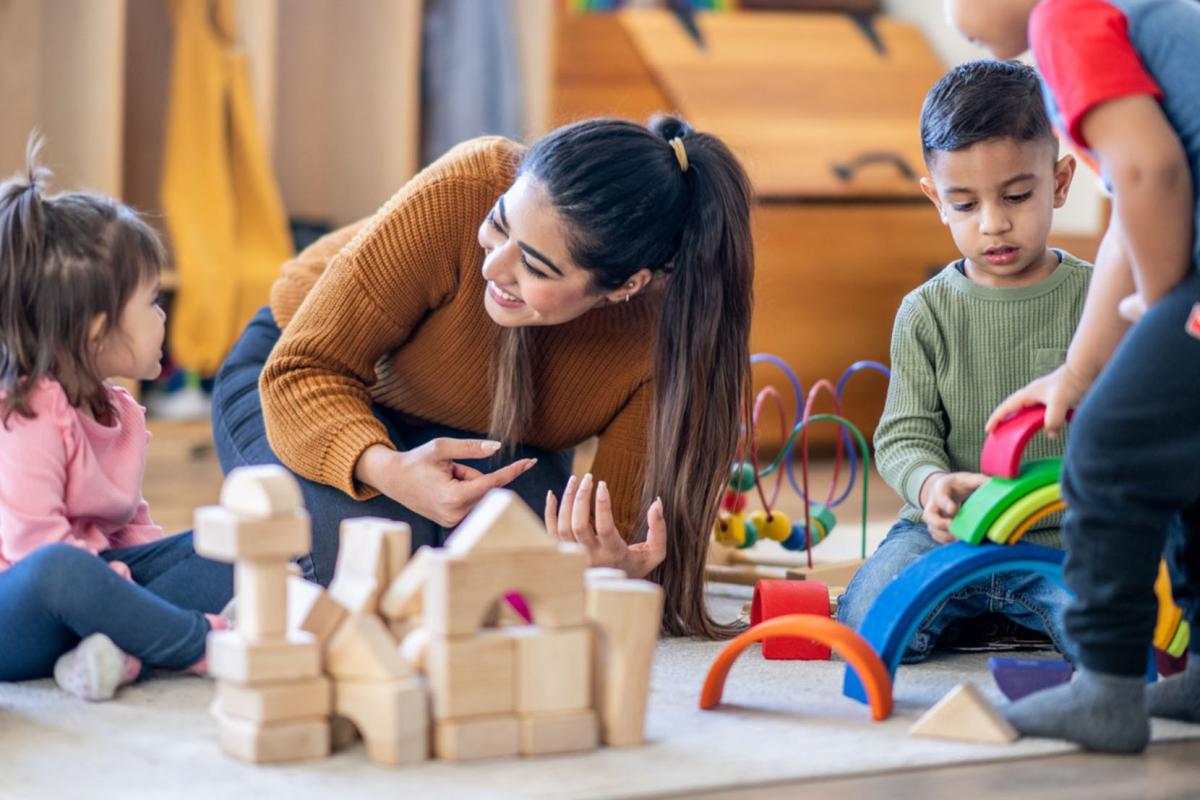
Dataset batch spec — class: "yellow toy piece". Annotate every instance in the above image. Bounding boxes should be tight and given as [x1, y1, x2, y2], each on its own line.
[714, 512, 748, 547]
[1154, 560, 1186, 653]
[749, 510, 792, 543]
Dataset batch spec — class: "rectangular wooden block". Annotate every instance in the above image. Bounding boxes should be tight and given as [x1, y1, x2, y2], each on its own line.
[508, 626, 591, 714]
[784, 558, 865, 586]
[207, 630, 321, 685]
[215, 676, 332, 723]
[324, 613, 411, 681]
[334, 678, 429, 766]
[194, 506, 310, 562]
[215, 710, 330, 764]
[424, 547, 587, 636]
[286, 575, 347, 645]
[426, 630, 515, 720]
[586, 579, 663, 747]
[518, 709, 598, 756]
[433, 715, 519, 761]
[236, 560, 288, 641]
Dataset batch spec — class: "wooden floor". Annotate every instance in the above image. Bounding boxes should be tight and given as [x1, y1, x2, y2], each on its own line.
[145, 419, 1200, 799]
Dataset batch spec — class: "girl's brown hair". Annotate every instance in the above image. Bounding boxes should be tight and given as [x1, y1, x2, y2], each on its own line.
[0, 134, 165, 425]
[492, 116, 754, 638]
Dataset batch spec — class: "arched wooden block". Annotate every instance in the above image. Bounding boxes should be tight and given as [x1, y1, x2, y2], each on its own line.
[950, 459, 1062, 545]
[220, 465, 305, 518]
[702, 614, 893, 721]
[979, 405, 1073, 479]
[985, 484, 1062, 544]
[842, 542, 1067, 704]
[1008, 500, 1066, 544]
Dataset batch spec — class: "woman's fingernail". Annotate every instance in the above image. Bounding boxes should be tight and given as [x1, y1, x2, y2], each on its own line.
[483, 440, 502, 452]
[526, 458, 538, 468]
[598, 480, 607, 492]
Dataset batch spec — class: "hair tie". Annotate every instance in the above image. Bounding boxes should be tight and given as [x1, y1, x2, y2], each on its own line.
[670, 137, 689, 173]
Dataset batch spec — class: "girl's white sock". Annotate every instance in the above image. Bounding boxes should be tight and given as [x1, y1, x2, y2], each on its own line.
[53, 633, 141, 702]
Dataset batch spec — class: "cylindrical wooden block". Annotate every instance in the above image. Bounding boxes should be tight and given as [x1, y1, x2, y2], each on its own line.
[236, 560, 289, 641]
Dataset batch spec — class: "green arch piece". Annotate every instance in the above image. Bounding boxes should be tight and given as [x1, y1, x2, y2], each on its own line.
[950, 459, 1062, 545]
[985, 483, 1063, 544]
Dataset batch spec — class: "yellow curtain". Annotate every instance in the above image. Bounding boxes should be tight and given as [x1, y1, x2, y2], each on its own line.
[161, 0, 292, 375]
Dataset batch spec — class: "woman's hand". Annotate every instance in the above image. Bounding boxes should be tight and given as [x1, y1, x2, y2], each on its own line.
[544, 473, 666, 578]
[985, 364, 1091, 438]
[355, 440, 536, 528]
[919, 472, 988, 543]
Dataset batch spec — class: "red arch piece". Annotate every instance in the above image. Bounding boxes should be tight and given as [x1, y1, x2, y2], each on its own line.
[699, 615, 893, 721]
[750, 580, 832, 660]
[980, 405, 1073, 479]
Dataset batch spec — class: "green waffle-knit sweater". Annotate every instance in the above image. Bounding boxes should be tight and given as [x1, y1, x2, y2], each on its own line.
[874, 251, 1093, 548]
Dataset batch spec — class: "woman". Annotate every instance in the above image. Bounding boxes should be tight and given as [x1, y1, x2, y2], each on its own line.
[212, 116, 753, 637]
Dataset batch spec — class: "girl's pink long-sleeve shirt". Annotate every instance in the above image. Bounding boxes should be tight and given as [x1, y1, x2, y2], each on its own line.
[0, 379, 162, 571]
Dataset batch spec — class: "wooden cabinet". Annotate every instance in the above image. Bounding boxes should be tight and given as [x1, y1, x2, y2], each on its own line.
[555, 9, 957, 450]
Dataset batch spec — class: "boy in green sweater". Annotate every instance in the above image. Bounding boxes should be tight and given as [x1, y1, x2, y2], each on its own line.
[837, 60, 1092, 661]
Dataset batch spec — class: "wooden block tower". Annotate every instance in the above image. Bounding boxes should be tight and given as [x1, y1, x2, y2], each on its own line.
[195, 465, 330, 764]
[196, 476, 662, 766]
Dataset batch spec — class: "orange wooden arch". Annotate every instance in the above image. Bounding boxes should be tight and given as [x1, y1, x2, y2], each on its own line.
[700, 615, 894, 721]
[1007, 500, 1067, 544]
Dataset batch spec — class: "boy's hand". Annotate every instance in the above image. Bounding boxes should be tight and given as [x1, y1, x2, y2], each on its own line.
[986, 364, 1090, 438]
[920, 472, 988, 543]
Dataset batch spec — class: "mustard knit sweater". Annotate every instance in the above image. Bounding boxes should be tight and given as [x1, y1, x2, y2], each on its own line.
[262, 137, 658, 535]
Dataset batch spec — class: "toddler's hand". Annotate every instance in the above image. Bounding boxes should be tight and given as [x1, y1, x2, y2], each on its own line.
[920, 472, 988, 543]
[1118, 292, 1148, 323]
[986, 364, 1089, 438]
[108, 560, 132, 581]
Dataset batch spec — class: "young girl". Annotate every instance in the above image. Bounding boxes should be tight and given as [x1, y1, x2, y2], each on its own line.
[0, 136, 233, 701]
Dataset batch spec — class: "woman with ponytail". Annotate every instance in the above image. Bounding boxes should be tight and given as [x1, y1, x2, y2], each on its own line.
[214, 116, 753, 637]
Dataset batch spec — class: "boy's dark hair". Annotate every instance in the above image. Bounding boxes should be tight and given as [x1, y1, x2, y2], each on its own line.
[0, 133, 164, 426]
[921, 60, 1056, 161]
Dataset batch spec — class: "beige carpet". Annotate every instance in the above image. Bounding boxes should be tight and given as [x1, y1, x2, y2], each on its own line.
[3, 582, 1199, 800]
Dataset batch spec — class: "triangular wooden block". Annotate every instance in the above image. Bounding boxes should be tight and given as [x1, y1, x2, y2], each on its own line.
[379, 546, 434, 620]
[443, 489, 551, 556]
[220, 465, 305, 519]
[910, 682, 1018, 744]
[287, 575, 347, 645]
[325, 614, 411, 681]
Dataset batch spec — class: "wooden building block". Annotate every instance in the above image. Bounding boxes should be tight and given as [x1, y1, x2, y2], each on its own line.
[334, 677, 429, 766]
[379, 546, 434, 621]
[215, 710, 330, 763]
[426, 630, 515, 719]
[433, 715, 519, 761]
[324, 614, 410, 681]
[215, 676, 331, 723]
[508, 626, 591, 714]
[194, 506, 310, 562]
[443, 488, 552, 556]
[585, 567, 628, 584]
[398, 626, 429, 670]
[909, 682, 1018, 744]
[219, 465, 305, 519]
[287, 575, 347, 645]
[236, 561, 288, 641]
[784, 558, 865, 587]
[328, 575, 382, 616]
[207, 631, 321, 685]
[380, 522, 412, 584]
[424, 547, 587, 636]
[518, 709, 598, 756]
[586, 579, 663, 747]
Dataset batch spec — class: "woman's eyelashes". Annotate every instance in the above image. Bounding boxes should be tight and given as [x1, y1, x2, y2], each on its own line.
[488, 207, 550, 279]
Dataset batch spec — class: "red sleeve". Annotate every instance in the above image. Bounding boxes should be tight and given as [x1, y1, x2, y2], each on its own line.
[1030, 0, 1163, 148]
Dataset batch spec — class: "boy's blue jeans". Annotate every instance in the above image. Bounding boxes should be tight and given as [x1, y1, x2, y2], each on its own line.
[0, 533, 233, 681]
[836, 519, 1074, 663]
